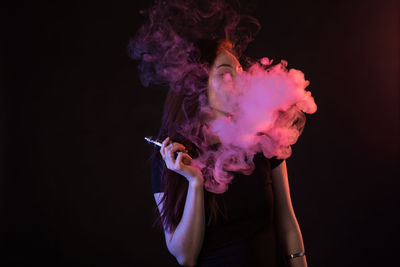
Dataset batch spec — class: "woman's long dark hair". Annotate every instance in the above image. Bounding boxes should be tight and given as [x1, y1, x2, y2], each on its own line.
[149, 39, 235, 233]
[127, 0, 260, 233]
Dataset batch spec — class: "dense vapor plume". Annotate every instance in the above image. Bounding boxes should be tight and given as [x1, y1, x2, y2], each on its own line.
[193, 58, 317, 193]
[128, 0, 317, 193]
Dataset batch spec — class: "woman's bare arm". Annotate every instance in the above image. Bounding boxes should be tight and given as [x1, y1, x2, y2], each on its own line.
[271, 160, 308, 267]
[154, 180, 205, 267]
[154, 137, 206, 266]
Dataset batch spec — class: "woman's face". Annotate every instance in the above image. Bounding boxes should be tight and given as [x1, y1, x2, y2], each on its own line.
[208, 49, 243, 118]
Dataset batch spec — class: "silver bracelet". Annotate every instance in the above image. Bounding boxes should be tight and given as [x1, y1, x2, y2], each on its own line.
[287, 251, 305, 260]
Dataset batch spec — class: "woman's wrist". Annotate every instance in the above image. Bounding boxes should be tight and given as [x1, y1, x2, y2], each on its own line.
[188, 175, 204, 189]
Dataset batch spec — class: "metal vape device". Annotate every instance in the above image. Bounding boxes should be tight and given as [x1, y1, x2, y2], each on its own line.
[144, 136, 189, 157]
[144, 136, 162, 148]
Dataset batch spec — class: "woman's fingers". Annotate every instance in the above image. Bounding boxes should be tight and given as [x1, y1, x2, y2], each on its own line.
[159, 137, 189, 170]
[159, 141, 201, 182]
[180, 152, 192, 165]
[175, 152, 192, 168]
[175, 152, 183, 170]
[160, 137, 170, 159]
[166, 143, 186, 166]
[165, 143, 186, 154]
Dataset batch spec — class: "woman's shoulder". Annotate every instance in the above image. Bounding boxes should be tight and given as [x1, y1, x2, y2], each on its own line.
[253, 152, 284, 170]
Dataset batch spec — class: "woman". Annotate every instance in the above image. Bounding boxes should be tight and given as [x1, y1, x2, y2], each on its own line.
[148, 38, 308, 267]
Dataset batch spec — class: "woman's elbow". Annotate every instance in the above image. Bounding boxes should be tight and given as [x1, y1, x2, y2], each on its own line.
[168, 244, 197, 266]
[177, 255, 197, 267]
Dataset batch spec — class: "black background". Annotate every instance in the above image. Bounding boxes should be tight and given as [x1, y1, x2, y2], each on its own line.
[2, 0, 399, 266]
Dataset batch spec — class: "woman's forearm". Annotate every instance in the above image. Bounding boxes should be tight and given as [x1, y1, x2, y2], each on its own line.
[284, 227, 308, 267]
[169, 180, 205, 266]
[277, 217, 308, 267]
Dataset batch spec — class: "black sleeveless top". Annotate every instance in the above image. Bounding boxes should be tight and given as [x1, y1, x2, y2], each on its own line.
[150, 153, 289, 267]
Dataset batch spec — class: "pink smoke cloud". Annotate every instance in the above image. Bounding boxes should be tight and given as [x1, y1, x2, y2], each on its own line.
[128, 0, 317, 194]
[193, 58, 317, 193]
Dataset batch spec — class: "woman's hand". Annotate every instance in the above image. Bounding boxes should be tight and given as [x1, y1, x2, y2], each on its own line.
[160, 137, 203, 187]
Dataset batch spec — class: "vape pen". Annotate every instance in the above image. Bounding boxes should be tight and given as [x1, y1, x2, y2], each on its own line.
[144, 136, 189, 156]
[144, 136, 162, 148]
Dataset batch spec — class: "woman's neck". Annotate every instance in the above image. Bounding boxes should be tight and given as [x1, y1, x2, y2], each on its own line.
[210, 106, 232, 120]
